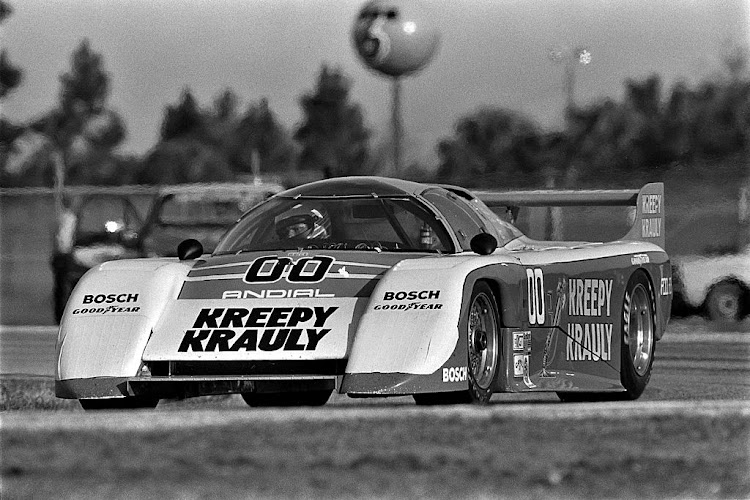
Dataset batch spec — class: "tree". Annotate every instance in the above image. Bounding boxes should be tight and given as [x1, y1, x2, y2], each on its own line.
[160, 88, 205, 142]
[139, 138, 233, 184]
[0, 1, 22, 99]
[436, 107, 543, 187]
[228, 97, 295, 175]
[144, 87, 277, 184]
[294, 65, 370, 176]
[3, 38, 130, 186]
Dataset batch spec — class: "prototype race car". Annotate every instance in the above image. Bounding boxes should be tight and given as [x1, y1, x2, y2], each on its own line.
[55, 176, 671, 409]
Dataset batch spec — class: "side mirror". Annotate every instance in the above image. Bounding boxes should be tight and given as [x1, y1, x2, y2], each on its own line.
[470, 233, 497, 255]
[177, 239, 203, 261]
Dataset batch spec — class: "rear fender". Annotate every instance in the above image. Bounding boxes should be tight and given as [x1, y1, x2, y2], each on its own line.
[56, 259, 193, 382]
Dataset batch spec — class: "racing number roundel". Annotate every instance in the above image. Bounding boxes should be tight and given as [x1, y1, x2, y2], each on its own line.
[244, 256, 334, 284]
[526, 268, 545, 325]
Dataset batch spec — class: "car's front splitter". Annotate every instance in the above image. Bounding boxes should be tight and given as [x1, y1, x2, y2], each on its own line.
[56, 377, 131, 399]
[342, 370, 468, 397]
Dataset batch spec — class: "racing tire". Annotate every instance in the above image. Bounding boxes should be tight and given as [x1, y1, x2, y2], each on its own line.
[414, 281, 499, 406]
[706, 281, 744, 323]
[79, 396, 159, 410]
[558, 271, 655, 402]
[241, 390, 331, 407]
[620, 270, 656, 399]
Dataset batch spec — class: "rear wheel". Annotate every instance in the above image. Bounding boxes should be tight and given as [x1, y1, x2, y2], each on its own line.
[414, 281, 499, 405]
[706, 281, 743, 323]
[620, 271, 656, 399]
[79, 396, 159, 410]
[241, 390, 331, 407]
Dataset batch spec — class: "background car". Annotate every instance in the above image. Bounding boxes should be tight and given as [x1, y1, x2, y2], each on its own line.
[671, 244, 750, 324]
[139, 183, 284, 257]
[50, 192, 146, 323]
[670, 182, 750, 325]
[50, 182, 283, 323]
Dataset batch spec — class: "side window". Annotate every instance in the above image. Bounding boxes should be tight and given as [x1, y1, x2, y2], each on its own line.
[423, 190, 485, 250]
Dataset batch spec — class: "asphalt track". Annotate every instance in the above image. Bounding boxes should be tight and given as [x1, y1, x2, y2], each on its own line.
[1, 319, 749, 428]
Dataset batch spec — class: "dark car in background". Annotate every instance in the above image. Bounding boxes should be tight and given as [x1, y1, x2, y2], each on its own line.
[139, 183, 282, 257]
[51, 182, 283, 322]
[50, 192, 146, 323]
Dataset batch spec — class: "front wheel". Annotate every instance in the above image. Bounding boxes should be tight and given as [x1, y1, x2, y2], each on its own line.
[414, 281, 499, 405]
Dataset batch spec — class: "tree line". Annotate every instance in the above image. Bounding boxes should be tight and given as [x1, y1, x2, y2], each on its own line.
[1, 1, 748, 189]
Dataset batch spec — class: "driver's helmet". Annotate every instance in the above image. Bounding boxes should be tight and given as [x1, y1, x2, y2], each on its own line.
[275, 205, 329, 240]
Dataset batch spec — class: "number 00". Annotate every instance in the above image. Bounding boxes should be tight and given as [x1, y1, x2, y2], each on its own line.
[526, 268, 545, 325]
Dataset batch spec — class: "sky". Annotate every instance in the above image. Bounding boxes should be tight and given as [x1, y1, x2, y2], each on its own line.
[2, 0, 749, 165]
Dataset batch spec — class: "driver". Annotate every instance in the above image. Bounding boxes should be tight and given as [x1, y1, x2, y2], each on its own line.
[275, 207, 329, 240]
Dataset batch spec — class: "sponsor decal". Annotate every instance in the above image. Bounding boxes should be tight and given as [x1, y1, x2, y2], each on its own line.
[82, 293, 139, 304]
[631, 254, 650, 266]
[287, 250, 310, 257]
[374, 289, 442, 311]
[244, 256, 335, 284]
[660, 277, 672, 296]
[568, 279, 613, 317]
[383, 290, 440, 301]
[513, 354, 535, 387]
[178, 306, 337, 352]
[373, 303, 442, 310]
[641, 218, 662, 238]
[72, 306, 141, 315]
[565, 323, 613, 361]
[513, 331, 535, 387]
[442, 366, 468, 383]
[566, 277, 615, 363]
[222, 289, 335, 299]
[642, 194, 662, 214]
[526, 268, 545, 325]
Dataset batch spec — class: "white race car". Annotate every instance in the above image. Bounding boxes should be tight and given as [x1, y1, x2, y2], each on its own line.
[55, 177, 671, 409]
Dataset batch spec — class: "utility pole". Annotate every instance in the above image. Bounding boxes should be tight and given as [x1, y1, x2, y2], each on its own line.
[548, 46, 592, 115]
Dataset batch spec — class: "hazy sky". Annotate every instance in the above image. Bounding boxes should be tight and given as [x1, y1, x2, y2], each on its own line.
[2, 0, 749, 164]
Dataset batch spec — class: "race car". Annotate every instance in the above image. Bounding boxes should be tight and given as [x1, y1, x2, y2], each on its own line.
[55, 176, 671, 409]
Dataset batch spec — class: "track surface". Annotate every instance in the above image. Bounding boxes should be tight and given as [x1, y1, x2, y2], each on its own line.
[2, 318, 749, 499]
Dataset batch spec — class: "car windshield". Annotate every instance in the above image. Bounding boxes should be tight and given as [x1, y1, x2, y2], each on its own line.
[215, 196, 455, 254]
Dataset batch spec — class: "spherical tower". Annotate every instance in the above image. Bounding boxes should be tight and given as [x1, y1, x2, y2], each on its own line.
[352, 0, 440, 175]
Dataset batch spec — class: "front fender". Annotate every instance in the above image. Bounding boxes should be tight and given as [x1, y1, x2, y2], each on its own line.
[55, 258, 193, 388]
[342, 254, 522, 395]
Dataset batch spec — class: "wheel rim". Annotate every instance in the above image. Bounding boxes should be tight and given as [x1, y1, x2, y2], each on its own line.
[626, 283, 654, 377]
[468, 292, 498, 389]
[714, 289, 740, 319]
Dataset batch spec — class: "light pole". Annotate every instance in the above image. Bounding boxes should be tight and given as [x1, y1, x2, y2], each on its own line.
[548, 46, 592, 114]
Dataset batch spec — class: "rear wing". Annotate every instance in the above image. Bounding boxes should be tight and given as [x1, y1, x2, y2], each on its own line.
[474, 182, 665, 249]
